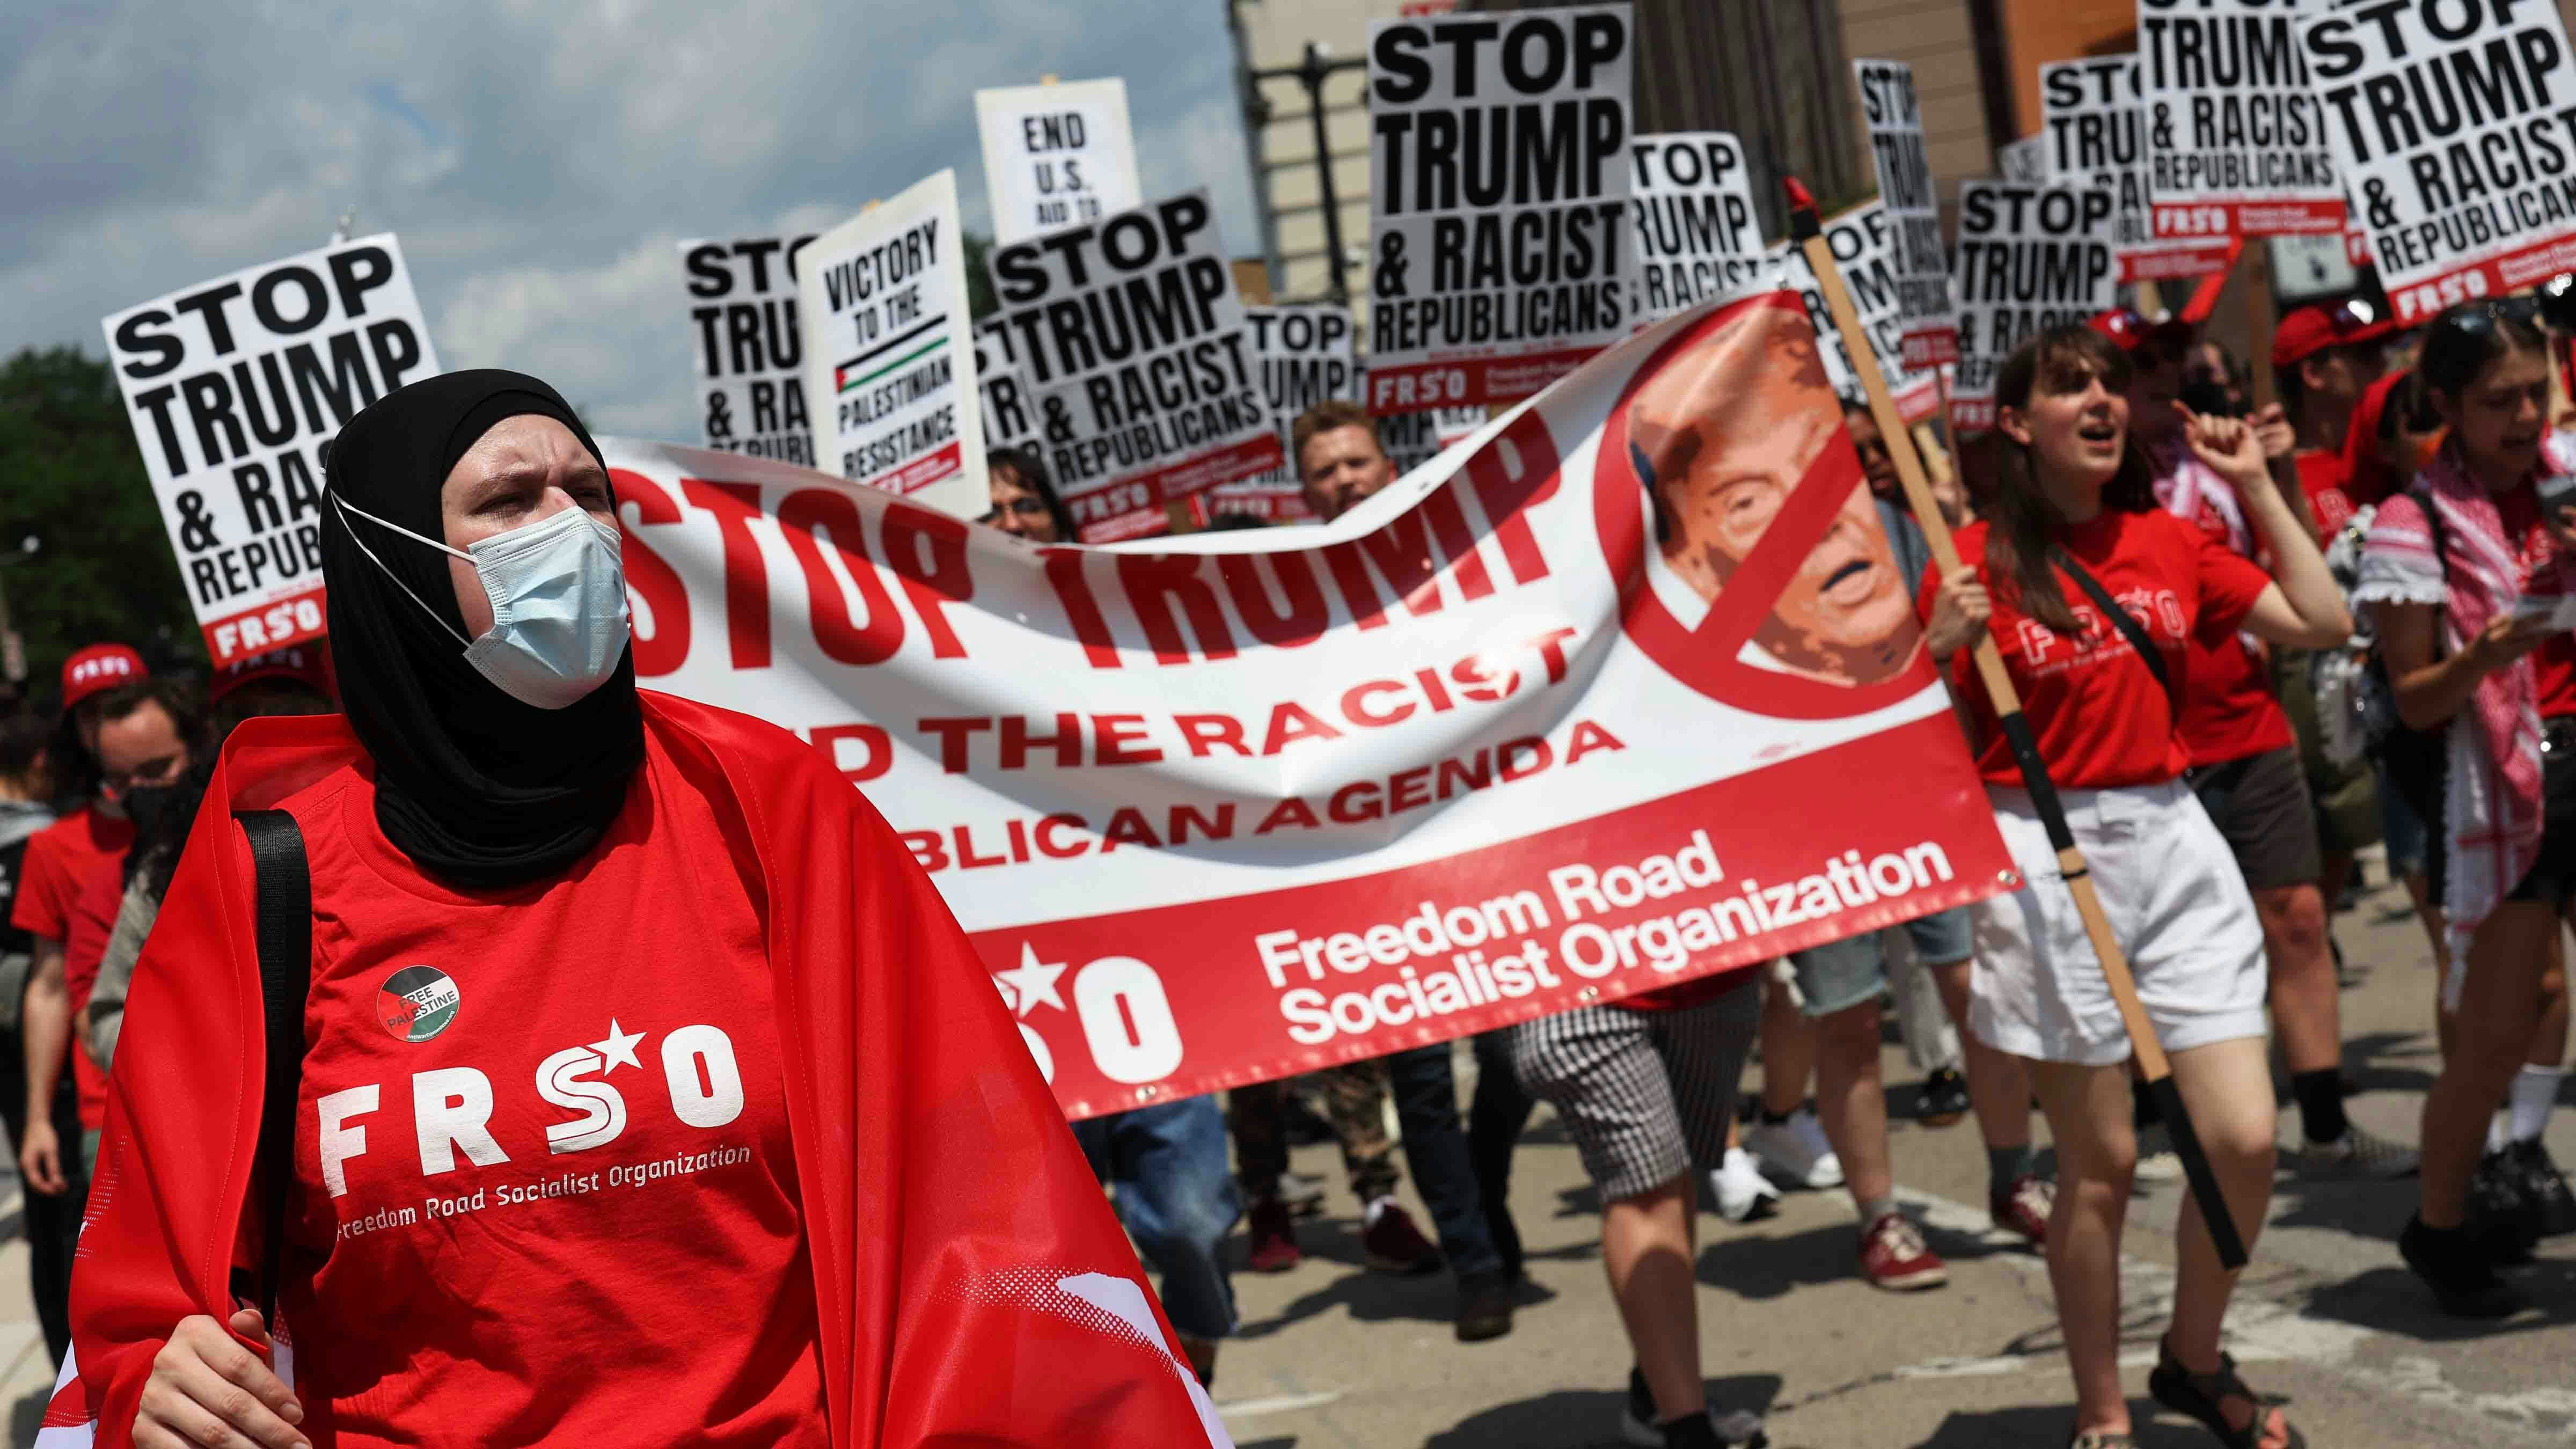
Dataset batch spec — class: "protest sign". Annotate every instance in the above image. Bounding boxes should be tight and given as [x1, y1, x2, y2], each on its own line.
[1999, 135, 2052, 184]
[2139, 0, 2346, 238]
[2269, 232, 2360, 303]
[798, 172, 986, 523]
[975, 317, 1041, 452]
[1769, 203, 1944, 425]
[1854, 58, 1958, 366]
[976, 77, 1144, 246]
[1209, 304, 1363, 523]
[2040, 54, 2241, 280]
[601, 290, 2011, 1116]
[2301, 0, 2576, 323]
[986, 190, 1280, 543]
[1950, 181, 2120, 431]
[1627, 131, 1767, 326]
[1366, 3, 1635, 412]
[1382, 405, 1492, 477]
[679, 233, 816, 467]
[102, 235, 440, 665]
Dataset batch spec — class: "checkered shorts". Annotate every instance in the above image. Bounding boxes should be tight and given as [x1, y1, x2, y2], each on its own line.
[1505, 980, 1759, 1203]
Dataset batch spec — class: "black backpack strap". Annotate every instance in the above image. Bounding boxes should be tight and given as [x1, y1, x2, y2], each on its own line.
[2051, 543, 2177, 711]
[233, 810, 309, 1327]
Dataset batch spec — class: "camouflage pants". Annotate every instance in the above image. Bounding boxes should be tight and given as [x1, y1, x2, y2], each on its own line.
[1228, 1062, 1400, 1205]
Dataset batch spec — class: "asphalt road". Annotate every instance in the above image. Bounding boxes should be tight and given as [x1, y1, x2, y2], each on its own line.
[0, 869, 2567, 1447]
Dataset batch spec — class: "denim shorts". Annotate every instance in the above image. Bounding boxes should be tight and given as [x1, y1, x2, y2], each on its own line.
[1787, 908, 1974, 1018]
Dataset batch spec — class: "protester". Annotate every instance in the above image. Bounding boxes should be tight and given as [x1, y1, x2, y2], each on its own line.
[1294, 399, 1396, 519]
[981, 444, 1077, 543]
[2102, 306, 2416, 1181]
[2361, 302, 2576, 1316]
[1507, 974, 1768, 1449]
[12, 641, 148, 1209]
[1926, 323, 2348, 1448]
[0, 710, 77, 1367]
[57, 371, 1220, 1446]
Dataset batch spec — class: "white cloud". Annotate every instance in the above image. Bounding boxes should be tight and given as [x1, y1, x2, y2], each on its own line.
[4, 0, 1261, 444]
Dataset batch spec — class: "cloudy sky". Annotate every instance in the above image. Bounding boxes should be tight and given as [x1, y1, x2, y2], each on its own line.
[3, 0, 1261, 438]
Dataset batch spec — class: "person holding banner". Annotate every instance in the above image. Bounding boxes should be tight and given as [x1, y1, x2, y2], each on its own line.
[54, 370, 1225, 1448]
[1924, 324, 2347, 1449]
[2362, 303, 2576, 1319]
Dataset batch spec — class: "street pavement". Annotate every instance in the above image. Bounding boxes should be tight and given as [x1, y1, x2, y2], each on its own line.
[0, 871, 2567, 1446]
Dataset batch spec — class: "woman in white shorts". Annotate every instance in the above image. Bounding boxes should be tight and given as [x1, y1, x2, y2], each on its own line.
[1924, 323, 2349, 1449]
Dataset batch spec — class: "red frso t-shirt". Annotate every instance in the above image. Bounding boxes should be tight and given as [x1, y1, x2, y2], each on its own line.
[277, 743, 826, 1447]
[2494, 484, 2576, 719]
[2165, 477, 2295, 767]
[60, 858, 126, 1130]
[8, 804, 131, 945]
[1928, 510, 2274, 789]
[2296, 449, 2372, 547]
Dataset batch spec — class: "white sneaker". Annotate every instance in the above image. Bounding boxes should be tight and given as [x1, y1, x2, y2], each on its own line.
[1707, 1148, 1781, 1223]
[2133, 1122, 2186, 1183]
[1744, 1108, 1845, 1190]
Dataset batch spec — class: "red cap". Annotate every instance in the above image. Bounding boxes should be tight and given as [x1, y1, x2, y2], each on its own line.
[213, 645, 336, 706]
[60, 643, 145, 713]
[2272, 299, 2395, 368]
[2089, 308, 2196, 354]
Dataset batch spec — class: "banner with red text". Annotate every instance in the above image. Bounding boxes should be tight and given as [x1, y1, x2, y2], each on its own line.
[601, 293, 2011, 1117]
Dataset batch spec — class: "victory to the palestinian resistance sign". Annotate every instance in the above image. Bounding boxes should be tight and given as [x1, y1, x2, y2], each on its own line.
[2140, 0, 2347, 237]
[799, 170, 987, 523]
[984, 191, 1279, 543]
[103, 235, 441, 665]
[2302, 0, 2576, 323]
[596, 292, 2013, 1116]
[1366, 3, 1635, 412]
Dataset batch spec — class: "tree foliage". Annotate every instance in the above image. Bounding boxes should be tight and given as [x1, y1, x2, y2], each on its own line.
[0, 346, 204, 700]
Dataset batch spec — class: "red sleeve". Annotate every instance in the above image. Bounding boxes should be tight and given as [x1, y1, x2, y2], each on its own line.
[63, 857, 126, 1011]
[10, 829, 74, 942]
[2193, 522, 2275, 641]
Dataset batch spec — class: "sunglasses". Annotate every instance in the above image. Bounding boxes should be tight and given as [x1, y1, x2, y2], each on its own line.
[978, 495, 1052, 524]
[2438, 295, 2541, 341]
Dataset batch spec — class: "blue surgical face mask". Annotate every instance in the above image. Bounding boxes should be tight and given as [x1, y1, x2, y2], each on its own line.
[332, 494, 631, 710]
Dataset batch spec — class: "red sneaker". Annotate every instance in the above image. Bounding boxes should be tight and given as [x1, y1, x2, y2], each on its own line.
[1858, 1210, 1948, 1291]
[1245, 1196, 1302, 1273]
[1361, 1199, 1444, 1275]
[1990, 1173, 2053, 1248]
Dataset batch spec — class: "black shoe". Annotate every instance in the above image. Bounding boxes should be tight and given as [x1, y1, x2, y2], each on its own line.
[2400, 1216, 2528, 1318]
[1454, 1268, 1514, 1343]
[1914, 1066, 1970, 1127]
[1619, 1369, 1767, 1448]
[2469, 1147, 2544, 1262]
[2509, 1138, 2576, 1238]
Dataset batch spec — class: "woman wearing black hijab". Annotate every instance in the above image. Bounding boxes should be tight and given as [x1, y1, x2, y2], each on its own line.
[56, 372, 1224, 1449]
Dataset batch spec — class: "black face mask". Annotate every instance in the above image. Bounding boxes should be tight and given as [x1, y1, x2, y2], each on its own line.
[121, 783, 186, 837]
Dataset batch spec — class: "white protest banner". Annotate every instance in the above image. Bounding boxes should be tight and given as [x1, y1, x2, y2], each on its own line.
[679, 233, 817, 467]
[1382, 405, 1492, 477]
[975, 318, 1041, 452]
[2268, 232, 2360, 302]
[2140, 0, 2346, 238]
[1367, 3, 1635, 413]
[602, 290, 2011, 1116]
[1950, 182, 2121, 432]
[1999, 135, 2052, 184]
[1854, 58, 1958, 366]
[2041, 55, 2241, 281]
[1210, 304, 1362, 523]
[799, 172, 986, 523]
[1628, 130, 1767, 326]
[1768, 202, 1945, 425]
[975, 77, 1144, 246]
[986, 190, 1280, 543]
[2301, 0, 2576, 324]
[102, 235, 440, 665]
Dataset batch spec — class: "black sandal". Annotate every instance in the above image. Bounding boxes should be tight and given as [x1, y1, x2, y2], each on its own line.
[2148, 1336, 2306, 1449]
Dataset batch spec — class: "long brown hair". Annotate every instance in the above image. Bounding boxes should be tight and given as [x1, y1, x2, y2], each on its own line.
[1985, 325, 2161, 633]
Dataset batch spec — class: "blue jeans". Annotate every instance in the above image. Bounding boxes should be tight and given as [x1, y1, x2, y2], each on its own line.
[1073, 1095, 1240, 1340]
[1385, 1042, 1505, 1280]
